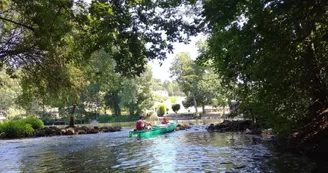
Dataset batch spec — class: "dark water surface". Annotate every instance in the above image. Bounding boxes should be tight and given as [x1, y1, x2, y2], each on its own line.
[0, 125, 325, 173]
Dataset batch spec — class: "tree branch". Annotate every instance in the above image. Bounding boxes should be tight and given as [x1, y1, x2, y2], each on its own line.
[0, 16, 34, 31]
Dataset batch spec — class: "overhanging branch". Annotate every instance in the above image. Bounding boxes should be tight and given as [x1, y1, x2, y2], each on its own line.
[0, 16, 34, 31]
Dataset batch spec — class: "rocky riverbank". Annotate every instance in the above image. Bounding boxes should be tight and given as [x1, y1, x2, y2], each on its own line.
[34, 126, 121, 137]
[279, 111, 328, 159]
[207, 120, 274, 138]
[206, 119, 328, 161]
[35, 123, 191, 137]
[175, 123, 192, 131]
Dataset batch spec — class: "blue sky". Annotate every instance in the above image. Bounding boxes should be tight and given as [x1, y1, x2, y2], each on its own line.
[148, 35, 204, 81]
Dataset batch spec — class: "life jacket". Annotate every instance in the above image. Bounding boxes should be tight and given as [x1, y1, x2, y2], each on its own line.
[136, 120, 144, 130]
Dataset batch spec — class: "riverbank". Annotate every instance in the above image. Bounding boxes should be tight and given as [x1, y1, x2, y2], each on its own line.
[206, 119, 328, 161]
[206, 120, 272, 137]
[34, 126, 122, 137]
[278, 111, 328, 159]
[0, 122, 192, 139]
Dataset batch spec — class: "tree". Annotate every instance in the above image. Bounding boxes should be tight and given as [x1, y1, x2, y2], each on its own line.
[1, 0, 90, 92]
[104, 91, 121, 116]
[84, 50, 121, 115]
[1, 0, 201, 79]
[120, 66, 154, 116]
[151, 79, 184, 96]
[164, 81, 185, 96]
[195, 68, 222, 114]
[199, 0, 328, 137]
[182, 96, 194, 109]
[151, 79, 165, 91]
[170, 52, 223, 114]
[0, 69, 23, 117]
[86, 0, 202, 76]
[170, 52, 202, 113]
[1, 0, 202, 126]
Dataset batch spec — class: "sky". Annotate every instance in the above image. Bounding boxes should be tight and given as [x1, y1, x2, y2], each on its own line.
[148, 35, 204, 81]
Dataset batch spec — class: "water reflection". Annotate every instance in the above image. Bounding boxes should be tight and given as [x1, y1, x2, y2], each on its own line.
[0, 126, 323, 173]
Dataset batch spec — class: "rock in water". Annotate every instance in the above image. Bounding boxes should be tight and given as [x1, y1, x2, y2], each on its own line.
[65, 128, 75, 135]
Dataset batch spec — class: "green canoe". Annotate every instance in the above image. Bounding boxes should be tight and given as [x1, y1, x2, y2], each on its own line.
[129, 120, 177, 138]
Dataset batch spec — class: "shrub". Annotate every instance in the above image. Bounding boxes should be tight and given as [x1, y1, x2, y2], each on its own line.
[182, 96, 194, 109]
[21, 116, 44, 129]
[157, 104, 166, 116]
[170, 97, 177, 103]
[0, 120, 34, 138]
[0, 122, 3, 136]
[172, 104, 181, 113]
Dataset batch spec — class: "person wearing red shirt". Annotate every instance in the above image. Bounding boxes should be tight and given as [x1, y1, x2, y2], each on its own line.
[136, 115, 151, 130]
[161, 117, 168, 124]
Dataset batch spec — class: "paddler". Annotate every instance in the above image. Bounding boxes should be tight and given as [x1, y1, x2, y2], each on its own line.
[136, 115, 152, 130]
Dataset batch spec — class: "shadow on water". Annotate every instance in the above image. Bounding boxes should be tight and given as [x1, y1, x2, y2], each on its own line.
[0, 126, 326, 173]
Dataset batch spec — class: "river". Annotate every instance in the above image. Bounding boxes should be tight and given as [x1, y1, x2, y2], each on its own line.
[0, 124, 326, 173]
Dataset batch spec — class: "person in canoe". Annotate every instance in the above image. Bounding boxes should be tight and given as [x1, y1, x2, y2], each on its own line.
[135, 115, 152, 130]
[161, 117, 168, 124]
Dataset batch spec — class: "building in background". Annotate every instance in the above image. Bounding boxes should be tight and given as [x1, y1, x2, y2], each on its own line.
[154, 90, 169, 97]
[0, 111, 6, 122]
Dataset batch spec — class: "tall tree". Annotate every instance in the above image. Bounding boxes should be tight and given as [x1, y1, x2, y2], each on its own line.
[199, 0, 328, 136]
[1, 0, 202, 126]
[120, 66, 154, 116]
[170, 52, 201, 113]
[196, 68, 221, 114]
[85, 50, 120, 115]
[0, 69, 22, 116]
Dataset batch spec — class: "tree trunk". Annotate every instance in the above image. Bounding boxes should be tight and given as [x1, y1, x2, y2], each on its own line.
[202, 104, 205, 114]
[114, 92, 121, 116]
[110, 91, 121, 116]
[110, 92, 115, 115]
[222, 106, 225, 116]
[251, 109, 255, 123]
[42, 97, 45, 116]
[129, 104, 135, 116]
[115, 104, 121, 116]
[192, 93, 198, 113]
[69, 104, 76, 127]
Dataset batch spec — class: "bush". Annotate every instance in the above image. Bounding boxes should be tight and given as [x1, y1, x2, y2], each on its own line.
[170, 97, 177, 103]
[0, 122, 3, 136]
[157, 104, 166, 117]
[182, 96, 194, 109]
[172, 104, 181, 113]
[21, 116, 44, 129]
[0, 120, 34, 138]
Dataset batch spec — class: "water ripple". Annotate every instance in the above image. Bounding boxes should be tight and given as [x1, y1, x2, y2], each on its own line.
[0, 126, 323, 172]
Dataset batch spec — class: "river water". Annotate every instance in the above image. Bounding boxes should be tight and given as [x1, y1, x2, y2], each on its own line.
[0, 125, 326, 173]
